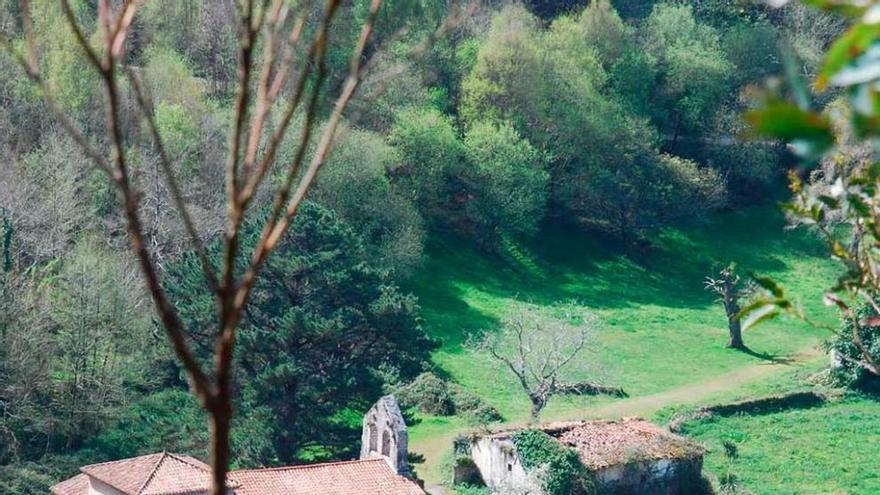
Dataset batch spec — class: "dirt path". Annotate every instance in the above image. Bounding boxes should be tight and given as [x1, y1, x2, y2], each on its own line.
[417, 347, 822, 495]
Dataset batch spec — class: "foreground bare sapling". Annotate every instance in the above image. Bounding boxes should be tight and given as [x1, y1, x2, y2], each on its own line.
[0, 0, 456, 492]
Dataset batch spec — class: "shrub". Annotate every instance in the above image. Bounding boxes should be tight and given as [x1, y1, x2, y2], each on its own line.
[642, 2, 733, 135]
[463, 121, 549, 240]
[393, 372, 503, 424]
[511, 429, 596, 495]
[312, 127, 425, 275]
[0, 463, 55, 495]
[85, 390, 209, 460]
[154, 102, 199, 176]
[388, 107, 465, 226]
[451, 388, 503, 425]
[142, 45, 206, 118]
[828, 304, 880, 388]
[394, 372, 456, 415]
[455, 483, 491, 495]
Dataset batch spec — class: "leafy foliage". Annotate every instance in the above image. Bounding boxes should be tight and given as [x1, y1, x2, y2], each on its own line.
[393, 372, 503, 424]
[0, 463, 56, 495]
[643, 3, 734, 135]
[460, 3, 730, 240]
[84, 390, 210, 461]
[462, 122, 548, 239]
[388, 107, 465, 226]
[742, 0, 880, 377]
[394, 372, 456, 415]
[828, 304, 880, 387]
[453, 484, 491, 495]
[165, 203, 435, 463]
[0, 0, 848, 490]
[313, 127, 425, 274]
[512, 429, 595, 495]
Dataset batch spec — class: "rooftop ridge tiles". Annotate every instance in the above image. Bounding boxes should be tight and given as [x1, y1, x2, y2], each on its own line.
[80, 453, 166, 495]
[230, 457, 387, 474]
[135, 451, 174, 495]
[78, 452, 164, 472]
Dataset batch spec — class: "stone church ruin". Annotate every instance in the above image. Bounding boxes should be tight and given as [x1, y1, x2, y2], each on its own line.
[361, 394, 412, 477]
[455, 418, 705, 495]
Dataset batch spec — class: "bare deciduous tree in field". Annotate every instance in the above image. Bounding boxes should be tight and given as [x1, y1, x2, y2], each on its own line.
[0, 0, 464, 492]
[705, 263, 755, 350]
[474, 304, 625, 423]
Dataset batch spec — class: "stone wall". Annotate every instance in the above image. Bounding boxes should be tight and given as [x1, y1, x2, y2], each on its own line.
[464, 436, 703, 495]
[360, 395, 411, 477]
[593, 457, 704, 495]
[467, 437, 539, 494]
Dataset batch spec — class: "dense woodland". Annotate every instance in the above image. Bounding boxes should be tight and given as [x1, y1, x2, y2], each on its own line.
[0, 0, 859, 493]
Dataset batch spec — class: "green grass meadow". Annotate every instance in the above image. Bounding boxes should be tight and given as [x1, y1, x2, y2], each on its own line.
[409, 204, 838, 421]
[680, 394, 880, 494]
[403, 202, 880, 493]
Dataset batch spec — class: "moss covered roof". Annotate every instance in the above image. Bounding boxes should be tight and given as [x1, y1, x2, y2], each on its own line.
[482, 418, 705, 470]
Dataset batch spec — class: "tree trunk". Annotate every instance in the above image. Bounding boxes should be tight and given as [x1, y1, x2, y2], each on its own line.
[210, 401, 232, 495]
[529, 396, 544, 424]
[723, 283, 745, 350]
[727, 317, 745, 349]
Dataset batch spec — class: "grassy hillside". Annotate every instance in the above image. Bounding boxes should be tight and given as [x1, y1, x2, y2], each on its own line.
[405, 201, 848, 489]
[409, 203, 838, 420]
[681, 394, 880, 494]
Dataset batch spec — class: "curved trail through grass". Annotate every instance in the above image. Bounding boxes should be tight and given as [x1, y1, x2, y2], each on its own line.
[417, 345, 822, 494]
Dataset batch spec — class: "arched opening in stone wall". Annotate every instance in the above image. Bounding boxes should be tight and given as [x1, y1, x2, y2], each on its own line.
[369, 424, 378, 454]
[381, 430, 392, 457]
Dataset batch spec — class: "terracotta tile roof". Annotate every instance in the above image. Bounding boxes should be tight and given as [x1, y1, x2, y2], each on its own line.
[51, 455, 424, 495]
[53, 452, 234, 495]
[137, 452, 228, 495]
[484, 418, 705, 470]
[51, 473, 89, 495]
[549, 418, 705, 469]
[230, 458, 425, 495]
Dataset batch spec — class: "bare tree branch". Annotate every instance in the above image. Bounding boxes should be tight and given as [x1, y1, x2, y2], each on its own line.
[475, 303, 620, 422]
[125, 68, 219, 291]
[1, 26, 111, 176]
[9, 0, 463, 492]
[243, 0, 287, 178]
[235, 0, 381, 311]
[59, 0, 103, 70]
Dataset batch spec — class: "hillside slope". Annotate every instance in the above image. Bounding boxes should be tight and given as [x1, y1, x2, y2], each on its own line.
[405, 202, 844, 489]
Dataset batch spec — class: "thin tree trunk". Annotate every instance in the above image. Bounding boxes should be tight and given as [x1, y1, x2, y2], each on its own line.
[727, 317, 744, 349]
[210, 401, 232, 495]
[529, 396, 544, 424]
[724, 284, 745, 350]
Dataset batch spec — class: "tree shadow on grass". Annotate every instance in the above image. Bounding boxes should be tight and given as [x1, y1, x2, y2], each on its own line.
[407, 202, 833, 356]
[406, 259, 501, 349]
[852, 379, 880, 402]
[737, 346, 801, 365]
[416, 203, 822, 314]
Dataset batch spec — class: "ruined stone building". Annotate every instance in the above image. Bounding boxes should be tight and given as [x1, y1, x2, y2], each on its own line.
[51, 395, 424, 495]
[361, 394, 412, 478]
[457, 418, 705, 495]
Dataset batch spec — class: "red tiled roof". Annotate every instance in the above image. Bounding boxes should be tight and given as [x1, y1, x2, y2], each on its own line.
[230, 458, 425, 495]
[51, 473, 89, 495]
[51, 455, 424, 495]
[52, 452, 232, 495]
